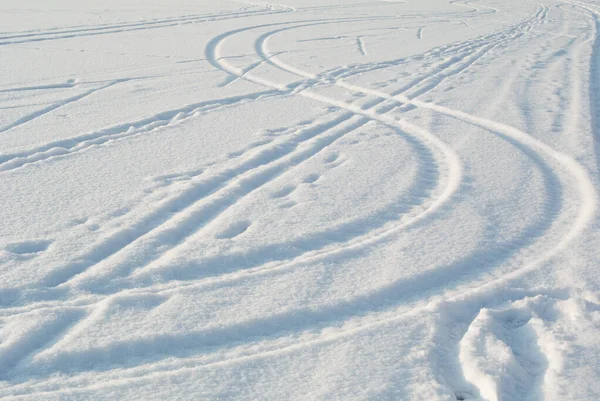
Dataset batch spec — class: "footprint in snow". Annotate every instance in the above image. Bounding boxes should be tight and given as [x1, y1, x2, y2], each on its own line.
[324, 153, 339, 164]
[68, 217, 88, 227]
[5, 239, 53, 255]
[228, 150, 244, 158]
[271, 185, 296, 198]
[279, 200, 297, 209]
[302, 173, 320, 184]
[216, 221, 251, 239]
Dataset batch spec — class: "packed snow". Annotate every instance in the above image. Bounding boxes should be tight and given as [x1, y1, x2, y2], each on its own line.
[1, 0, 600, 399]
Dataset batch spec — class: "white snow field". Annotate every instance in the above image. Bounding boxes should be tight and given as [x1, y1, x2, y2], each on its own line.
[1, 0, 600, 399]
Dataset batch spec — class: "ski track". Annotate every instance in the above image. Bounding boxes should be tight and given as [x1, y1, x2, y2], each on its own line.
[114, 5, 554, 289]
[0, 9, 274, 38]
[560, 0, 600, 173]
[428, 10, 598, 395]
[49, 9, 534, 295]
[0, 9, 544, 173]
[156, 1, 594, 360]
[2, 2, 599, 397]
[256, 9, 543, 104]
[356, 36, 367, 56]
[49, 114, 374, 288]
[25, 14, 481, 291]
[1, 1, 554, 342]
[0, 90, 284, 172]
[0, 80, 126, 135]
[0, 13, 478, 382]
[0, 8, 292, 47]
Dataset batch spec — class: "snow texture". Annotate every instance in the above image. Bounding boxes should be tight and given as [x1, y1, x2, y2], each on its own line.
[1, 0, 600, 400]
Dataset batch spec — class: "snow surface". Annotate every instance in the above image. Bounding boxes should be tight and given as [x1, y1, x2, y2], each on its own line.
[1, 0, 600, 399]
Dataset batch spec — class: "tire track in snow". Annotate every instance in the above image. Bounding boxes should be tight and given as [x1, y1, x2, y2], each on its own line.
[5, 6, 592, 384]
[126, 9, 550, 284]
[4, 129, 592, 398]
[274, 7, 547, 115]
[0, 9, 274, 40]
[0, 9, 290, 47]
[0, 15, 463, 377]
[2, 139, 564, 380]
[0, 81, 76, 93]
[0, 80, 125, 136]
[5, 10, 548, 294]
[409, 100, 596, 260]
[390, 6, 547, 101]
[229, 0, 297, 12]
[106, 15, 479, 285]
[356, 36, 367, 55]
[32, 15, 440, 289]
[113, 2, 593, 369]
[0, 15, 464, 378]
[38, 111, 364, 288]
[62, 3, 595, 384]
[2, 8, 545, 319]
[0, 18, 381, 174]
[0, 90, 283, 172]
[0, 17, 490, 316]
[560, 0, 600, 173]
[410, 45, 596, 401]
[0, 15, 452, 304]
[0, 308, 86, 379]
[428, 10, 594, 396]
[104, 18, 463, 285]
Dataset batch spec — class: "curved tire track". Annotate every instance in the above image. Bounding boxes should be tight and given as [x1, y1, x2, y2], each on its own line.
[3, 6, 597, 393]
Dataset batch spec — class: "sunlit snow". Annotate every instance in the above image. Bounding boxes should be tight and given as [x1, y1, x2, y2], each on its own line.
[1, 0, 600, 399]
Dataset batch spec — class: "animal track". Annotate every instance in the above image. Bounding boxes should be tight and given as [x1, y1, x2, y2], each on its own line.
[302, 173, 320, 184]
[0, 4, 594, 399]
[324, 153, 339, 163]
[279, 200, 297, 209]
[216, 220, 252, 239]
[5, 239, 52, 255]
[271, 185, 296, 198]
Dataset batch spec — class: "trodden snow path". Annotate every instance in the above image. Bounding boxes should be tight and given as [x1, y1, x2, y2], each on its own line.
[1, 1, 600, 400]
